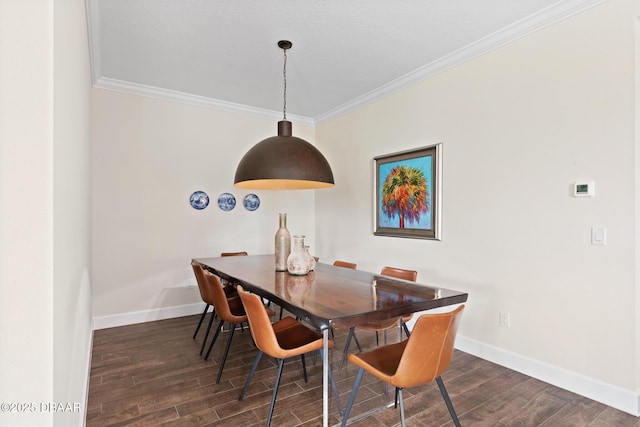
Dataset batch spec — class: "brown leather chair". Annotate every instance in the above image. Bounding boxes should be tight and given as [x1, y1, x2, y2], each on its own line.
[219, 251, 248, 288]
[192, 253, 245, 346]
[237, 285, 342, 426]
[341, 305, 465, 427]
[381, 266, 418, 336]
[333, 260, 357, 269]
[380, 266, 417, 282]
[340, 266, 418, 368]
[191, 261, 238, 355]
[202, 275, 274, 383]
[220, 251, 248, 257]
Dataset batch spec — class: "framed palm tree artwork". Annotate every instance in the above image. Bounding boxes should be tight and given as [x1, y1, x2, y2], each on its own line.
[373, 143, 442, 240]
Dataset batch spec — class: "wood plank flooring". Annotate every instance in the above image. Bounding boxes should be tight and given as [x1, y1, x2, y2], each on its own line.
[86, 312, 639, 426]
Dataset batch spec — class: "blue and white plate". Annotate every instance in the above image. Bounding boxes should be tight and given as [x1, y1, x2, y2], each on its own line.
[243, 194, 260, 211]
[189, 191, 209, 210]
[218, 193, 236, 211]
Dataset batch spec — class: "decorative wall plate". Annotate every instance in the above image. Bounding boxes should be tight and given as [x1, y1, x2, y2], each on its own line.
[243, 194, 260, 211]
[189, 191, 209, 210]
[217, 193, 236, 211]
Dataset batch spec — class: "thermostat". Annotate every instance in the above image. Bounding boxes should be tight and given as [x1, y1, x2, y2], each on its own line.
[573, 181, 595, 197]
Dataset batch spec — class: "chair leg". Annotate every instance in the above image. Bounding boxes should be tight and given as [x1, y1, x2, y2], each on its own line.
[239, 350, 263, 401]
[397, 387, 406, 427]
[353, 331, 362, 352]
[193, 304, 209, 339]
[436, 376, 461, 427]
[394, 387, 399, 408]
[204, 319, 225, 360]
[266, 359, 285, 427]
[401, 321, 411, 338]
[200, 309, 217, 356]
[340, 367, 364, 427]
[300, 354, 308, 383]
[216, 323, 237, 384]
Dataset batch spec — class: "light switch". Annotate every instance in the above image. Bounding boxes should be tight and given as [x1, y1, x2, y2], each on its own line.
[591, 227, 606, 245]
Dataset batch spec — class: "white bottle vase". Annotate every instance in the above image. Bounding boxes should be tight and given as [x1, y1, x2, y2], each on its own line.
[274, 213, 291, 271]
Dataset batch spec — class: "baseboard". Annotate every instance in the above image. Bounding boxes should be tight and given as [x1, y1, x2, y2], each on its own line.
[455, 335, 640, 417]
[93, 303, 204, 330]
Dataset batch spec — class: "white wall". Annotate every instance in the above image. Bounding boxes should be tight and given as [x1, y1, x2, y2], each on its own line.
[0, 1, 92, 426]
[53, 0, 93, 426]
[635, 0, 640, 400]
[315, 0, 638, 413]
[91, 90, 317, 325]
[0, 1, 54, 426]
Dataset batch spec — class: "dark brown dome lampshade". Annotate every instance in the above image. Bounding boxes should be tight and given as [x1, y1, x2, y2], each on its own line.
[233, 41, 334, 190]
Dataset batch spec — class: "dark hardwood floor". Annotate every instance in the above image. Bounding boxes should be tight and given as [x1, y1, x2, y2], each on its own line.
[87, 312, 639, 426]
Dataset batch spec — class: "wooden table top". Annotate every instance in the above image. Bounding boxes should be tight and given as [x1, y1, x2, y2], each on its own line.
[194, 254, 468, 330]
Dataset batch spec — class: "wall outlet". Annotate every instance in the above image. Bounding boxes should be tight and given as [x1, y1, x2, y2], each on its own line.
[186, 277, 197, 289]
[499, 312, 511, 328]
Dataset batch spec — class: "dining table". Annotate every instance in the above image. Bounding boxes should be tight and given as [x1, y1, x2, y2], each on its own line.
[194, 254, 468, 427]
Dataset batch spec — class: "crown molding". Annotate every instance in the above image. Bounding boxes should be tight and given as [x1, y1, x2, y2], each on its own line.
[93, 77, 315, 126]
[314, 0, 606, 124]
[89, 0, 605, 127]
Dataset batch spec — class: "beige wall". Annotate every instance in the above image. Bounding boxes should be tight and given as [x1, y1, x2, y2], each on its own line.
[0, 0, 92, 426]
[91, 90, 317, 322]
[316, 0, 638, 403]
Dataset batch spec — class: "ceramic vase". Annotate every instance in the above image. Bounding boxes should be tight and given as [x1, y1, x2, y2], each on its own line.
[287, 235, 310, 275]
[305, 246, 316, 271]
[275, 213, 291, 271]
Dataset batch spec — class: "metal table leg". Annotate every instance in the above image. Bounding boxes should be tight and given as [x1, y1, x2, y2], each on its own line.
[323, 328, 329, 427]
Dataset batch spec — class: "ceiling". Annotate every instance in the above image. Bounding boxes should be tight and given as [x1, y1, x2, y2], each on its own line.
[87, 0, 601, 124]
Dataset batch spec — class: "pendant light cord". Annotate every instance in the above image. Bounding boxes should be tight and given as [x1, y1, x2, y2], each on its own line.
[282, 47, 287, 121]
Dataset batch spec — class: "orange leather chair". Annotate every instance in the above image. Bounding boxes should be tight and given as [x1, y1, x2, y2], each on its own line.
[381, 266, 418, 337]
[192, 253, 246, 350]
[220, 251, 248, 257]
[191, 261, 238, 355]
[340, 305, 465, 427]
[340, 266, 417, 368]
[333, 260, 357, 269]
[237, 285, 342, 426]
[202, 274, 274, 383]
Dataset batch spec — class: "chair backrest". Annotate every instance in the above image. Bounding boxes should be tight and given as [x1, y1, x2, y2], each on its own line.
[393, 305, 464, 388]
[221, 251, 248, 257]
[237, 285, 286, 358]
[191, 261, 246, 323]
[380, 266, 417, 282]
[333, 260, 357, 269]
[191, 261, 214, 304]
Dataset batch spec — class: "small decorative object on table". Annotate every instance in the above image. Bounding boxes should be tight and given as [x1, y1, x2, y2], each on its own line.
[275, 213, 291, 271]
[287, 235, 310, 275]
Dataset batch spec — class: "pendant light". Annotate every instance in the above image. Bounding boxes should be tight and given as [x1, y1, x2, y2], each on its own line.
[234, 40, 335, 190]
